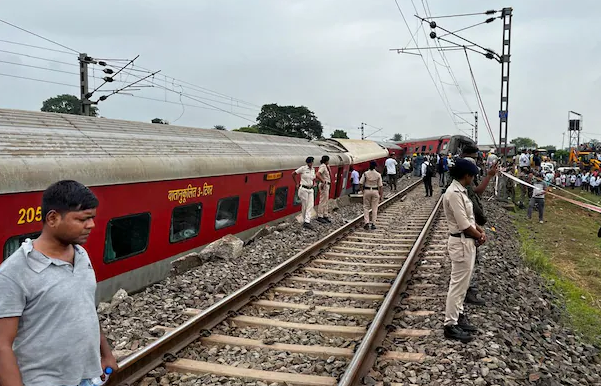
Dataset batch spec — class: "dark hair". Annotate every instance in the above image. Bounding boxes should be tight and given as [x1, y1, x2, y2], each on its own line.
[42, 180, 99, 222]
[320, 155, 330, 164]
[369, 160, 377, 170]
[305, 156, 314, 164]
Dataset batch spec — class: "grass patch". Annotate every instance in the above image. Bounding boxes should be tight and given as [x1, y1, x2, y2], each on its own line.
[513, 192, 601, 345]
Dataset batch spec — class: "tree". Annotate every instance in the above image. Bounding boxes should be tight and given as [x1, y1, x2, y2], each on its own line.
[330, 129, 349, 139]
[554, 149, 569, 163]
[233, 125, 260, 134]
[151, 118, 169, 124]
[41, 94, 98, 117]
[542, 145, 556, 152]
[213, 125, 226, 130]
[256, 103, 323, 140]
[510, 137, 537, 150]
[390, 133, 403, 142]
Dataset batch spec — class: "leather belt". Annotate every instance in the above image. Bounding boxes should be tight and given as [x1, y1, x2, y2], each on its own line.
[364, 187, 378, 190]
[301, 185, 313, 189]
[450, 232, 477, 240]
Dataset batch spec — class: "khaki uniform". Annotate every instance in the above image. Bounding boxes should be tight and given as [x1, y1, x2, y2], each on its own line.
[442, 179, 477, 326]
[360, 169, 383, 224]
[295, 165, 316, 223]
[317, 163, 331, 218]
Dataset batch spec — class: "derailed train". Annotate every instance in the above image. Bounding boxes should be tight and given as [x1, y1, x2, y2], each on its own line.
[0, 109, 389, 301]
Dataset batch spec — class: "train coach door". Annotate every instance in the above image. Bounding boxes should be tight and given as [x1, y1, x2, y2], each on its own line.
[335, 166, 346, 197]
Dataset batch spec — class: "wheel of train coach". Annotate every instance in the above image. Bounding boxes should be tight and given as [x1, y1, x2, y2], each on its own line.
[0, 108, 391, 302]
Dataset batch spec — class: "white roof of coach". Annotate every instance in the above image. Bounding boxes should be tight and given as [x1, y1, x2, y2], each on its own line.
[0, 109, 352, 194]
[327, 139, 388, 164]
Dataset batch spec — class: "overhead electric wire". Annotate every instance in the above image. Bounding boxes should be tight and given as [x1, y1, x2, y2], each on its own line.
[115, 68, 260, 112]
[103, 61, 261, 109]
[438, 19, 498, 38]
[463, 48, 497, 147]
[0, 39, 75, 55]
[0, 18, 79, 53]
[0, 59, 78, 75]
[393, 0, 458, 129]
[0, 49, 78, 67]
[424, 9, 499, 19]
[0, 72, 77, 88]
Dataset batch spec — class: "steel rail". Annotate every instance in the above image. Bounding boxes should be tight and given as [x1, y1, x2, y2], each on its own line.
[108, 178, 423, 385]
[338, 194, 444, 386]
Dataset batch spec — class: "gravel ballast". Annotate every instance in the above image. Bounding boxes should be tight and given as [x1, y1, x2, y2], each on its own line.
[100, 179, 416, 353]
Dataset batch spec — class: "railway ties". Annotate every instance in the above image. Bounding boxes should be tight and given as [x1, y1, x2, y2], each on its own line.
[108, 180, 448, 386]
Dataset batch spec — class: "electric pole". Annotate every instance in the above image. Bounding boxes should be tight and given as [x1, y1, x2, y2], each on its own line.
[498, 7, 513, 162]
[474, 111, 478, 144]
[79, 53, 91, 116]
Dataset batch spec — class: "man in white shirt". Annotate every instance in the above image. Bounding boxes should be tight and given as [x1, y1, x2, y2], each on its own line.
[528, 173, 549, 223]
[487, 150, 498, 170]
[518, 150, 530, 169]
[292, 157, 316, 230]
[421, 156, 434, 197]
[350, 167, 360, 194]
[402, 159, 411, 179]
[384, 155, 399, 191]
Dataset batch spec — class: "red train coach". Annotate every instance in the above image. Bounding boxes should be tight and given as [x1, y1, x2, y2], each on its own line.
[0, 109, 388, 301]
[395, 135, 476, 158]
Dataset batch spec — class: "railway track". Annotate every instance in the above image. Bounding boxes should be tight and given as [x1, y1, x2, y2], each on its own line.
[108, 180, 448, 386]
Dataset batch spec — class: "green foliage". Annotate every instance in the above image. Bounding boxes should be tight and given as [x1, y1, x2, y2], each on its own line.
[151, 118, 168, 124]
[330, 129, 349, 139]
[233, 125, 260, 134]
[542, 145, 556, 152]
[41, 94, 98, 116]
[213, 125, 226, 130]
[256, 103, 323, 140]
[554, 149, 570, 162]
[390, 133, 403, 141]
[510, 137, 538, 150]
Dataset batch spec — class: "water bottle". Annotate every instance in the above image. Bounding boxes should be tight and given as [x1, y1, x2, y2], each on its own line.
[90, 367, 113, 385]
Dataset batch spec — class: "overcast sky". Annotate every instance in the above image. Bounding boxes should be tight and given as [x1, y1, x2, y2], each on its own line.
[1, 0, 599, 148]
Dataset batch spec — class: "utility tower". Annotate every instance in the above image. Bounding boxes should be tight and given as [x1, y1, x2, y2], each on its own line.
[474, 111, 478, 144]
[498, 7, 513, 161]
[567, 110, 582, 161]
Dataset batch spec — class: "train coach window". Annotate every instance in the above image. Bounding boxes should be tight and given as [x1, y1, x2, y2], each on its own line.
[421, 145, 426, 152]
[273, 187, 288, 212]
[104, 213, 151, 263]
[249, 191, 267, 219]
[216, 196, 239, 229]
[429, 145, 433, 151]
[170, 203, 202, 243]
[442, 142, 449, 151]
[3, 232, 41, 261]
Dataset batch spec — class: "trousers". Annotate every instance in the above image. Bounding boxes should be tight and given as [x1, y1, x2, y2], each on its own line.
[444, 236, 476, 326]
[424, 177, 433, 196]
[298, 187, 314, 223]
[363, 189, 379, 224]
[318, 183, 330, 217]
[528, 197, 545, 221]
[388, 174, 398, 190]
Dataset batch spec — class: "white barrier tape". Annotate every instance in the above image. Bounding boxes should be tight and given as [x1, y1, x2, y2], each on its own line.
[501, 171, 601, 215]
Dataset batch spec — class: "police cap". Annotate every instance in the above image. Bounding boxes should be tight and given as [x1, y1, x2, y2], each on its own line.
[454, 158, 479, 176]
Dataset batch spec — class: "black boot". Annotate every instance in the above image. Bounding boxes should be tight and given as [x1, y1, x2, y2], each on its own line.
[465, 288, 485, 306]
[458, 313, 478, 332]
[370, 223, 377, 230]
[303, 222, 314, 230]
[444, 325, 474, 343]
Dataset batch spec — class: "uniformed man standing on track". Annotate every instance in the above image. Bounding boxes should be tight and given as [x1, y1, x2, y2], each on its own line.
[360, 161, 383, 230]
[316, 155, 332, 224]
[292, 157, 316, 230]
[443, 159, 485, 342]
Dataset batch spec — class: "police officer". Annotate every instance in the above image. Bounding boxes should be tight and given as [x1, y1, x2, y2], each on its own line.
[443, 159, 486, 342]
[360, 161, 383, 230]
[292, 157, 316, 230]
[443, 145, 497, 306]
[316, 155, 332, 223]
